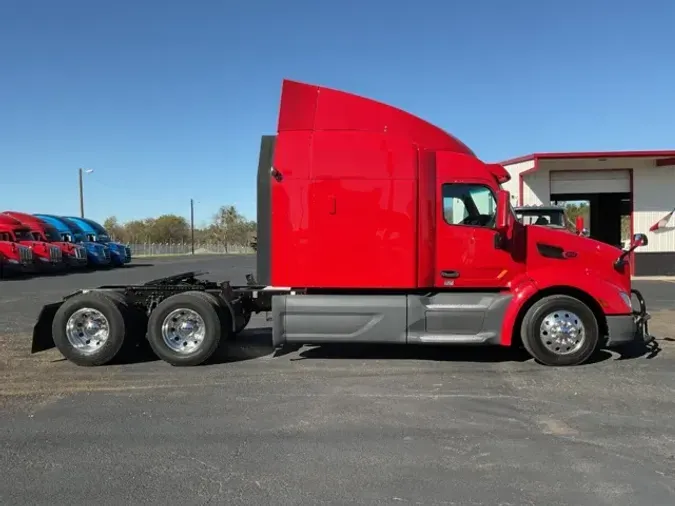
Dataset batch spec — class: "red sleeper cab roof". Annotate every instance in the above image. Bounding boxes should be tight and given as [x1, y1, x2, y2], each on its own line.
[277, 79, 477, 156]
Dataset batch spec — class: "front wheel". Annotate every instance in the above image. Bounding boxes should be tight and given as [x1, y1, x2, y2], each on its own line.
[520, 295, 599, 366]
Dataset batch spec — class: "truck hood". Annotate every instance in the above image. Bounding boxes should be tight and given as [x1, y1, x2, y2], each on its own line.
[19, 240, 50, 250]
[526, 225, 630, 292]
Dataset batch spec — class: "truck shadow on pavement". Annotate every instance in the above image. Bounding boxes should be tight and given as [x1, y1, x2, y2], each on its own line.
[50, 327, 664, 367]
[206, 328, 664, 366]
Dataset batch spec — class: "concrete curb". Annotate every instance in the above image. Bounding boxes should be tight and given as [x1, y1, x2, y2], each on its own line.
[632, 276, 675, 281]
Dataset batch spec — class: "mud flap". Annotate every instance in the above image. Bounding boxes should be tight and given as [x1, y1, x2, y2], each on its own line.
[271, 295, 286, 348]
[31, 302, 63, 353]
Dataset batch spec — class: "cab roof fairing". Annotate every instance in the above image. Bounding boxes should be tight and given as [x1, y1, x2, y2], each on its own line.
[277, 79, 479, 157]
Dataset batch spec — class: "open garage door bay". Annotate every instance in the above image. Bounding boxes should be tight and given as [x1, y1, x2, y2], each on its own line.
[550, 170, 631, 194]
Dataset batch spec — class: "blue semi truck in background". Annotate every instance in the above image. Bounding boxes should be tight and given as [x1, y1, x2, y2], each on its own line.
[64, 216, 131, 266]
[34, 214, 112, 268]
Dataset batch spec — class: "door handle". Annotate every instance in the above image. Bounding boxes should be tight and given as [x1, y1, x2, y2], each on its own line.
[440, 270, 460, 279]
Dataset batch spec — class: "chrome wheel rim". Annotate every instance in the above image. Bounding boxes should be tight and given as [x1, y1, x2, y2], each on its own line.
[161, 308, 206, 354]
[539, 310, 585, 355]
[66, 308, 110, 354]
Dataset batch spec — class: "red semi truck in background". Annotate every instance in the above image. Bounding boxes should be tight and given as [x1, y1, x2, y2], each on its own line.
[31, 79, 652, 368]
[0, 214, 63, 273]
[2, 212, 88, 268]
[0, 236, 34, 277]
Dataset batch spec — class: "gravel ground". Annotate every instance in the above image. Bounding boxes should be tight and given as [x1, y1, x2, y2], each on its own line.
[1, 255, 674, 506]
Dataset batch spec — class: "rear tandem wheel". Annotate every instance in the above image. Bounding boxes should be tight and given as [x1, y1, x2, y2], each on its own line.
[146, 291, 230, 366]
[51, 291, 136, 367]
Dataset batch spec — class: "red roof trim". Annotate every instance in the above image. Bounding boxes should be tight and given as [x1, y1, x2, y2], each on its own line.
[499, 150, 675, 166]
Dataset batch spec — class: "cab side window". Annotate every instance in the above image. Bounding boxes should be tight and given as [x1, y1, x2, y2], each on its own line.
[442, 183, 496, 228]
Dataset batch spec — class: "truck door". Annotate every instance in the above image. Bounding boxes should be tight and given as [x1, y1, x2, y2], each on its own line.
[435, 181, 522, 288]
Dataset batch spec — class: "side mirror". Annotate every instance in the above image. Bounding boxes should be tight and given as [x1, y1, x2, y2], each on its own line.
[614, 232, 649, 270]
[632, 232, 648, 247]
[575, 216, 585, 234]
[495, 189, 510, 230]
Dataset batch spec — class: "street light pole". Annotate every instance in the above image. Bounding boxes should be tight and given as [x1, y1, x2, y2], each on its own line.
[78, 168, 94, 218]
[79, 168, 84, 218]
[190, 198, 195, 255]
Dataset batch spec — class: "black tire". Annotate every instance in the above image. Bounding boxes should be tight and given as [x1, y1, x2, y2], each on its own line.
[520, 295, 599, 366]
[104, 291, 149, 360]
[146, 291, 224, 366]
[52, 291, 132, 366]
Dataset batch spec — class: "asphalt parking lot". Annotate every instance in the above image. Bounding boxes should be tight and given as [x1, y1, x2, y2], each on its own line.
[1, 255, 674, 506]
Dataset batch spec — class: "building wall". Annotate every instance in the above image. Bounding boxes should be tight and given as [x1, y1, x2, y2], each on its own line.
[502, 159, 534, 205]
[522, 168, 550, 205]
[633, 163, 675, 253]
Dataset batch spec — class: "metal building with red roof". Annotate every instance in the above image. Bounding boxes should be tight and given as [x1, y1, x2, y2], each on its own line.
[500, 150, 675, 276]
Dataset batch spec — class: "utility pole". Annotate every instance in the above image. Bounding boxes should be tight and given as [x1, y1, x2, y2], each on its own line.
[190, 198, 195, 255]
[79, 168, 84, 218]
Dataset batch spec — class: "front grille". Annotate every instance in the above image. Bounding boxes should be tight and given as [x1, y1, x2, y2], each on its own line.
[50, 246, 62, 262]
[19, 245, 32, 263]
[103, 248, 111, 260]
[75, 246, 86, 259]
[125, 246, 131, 258]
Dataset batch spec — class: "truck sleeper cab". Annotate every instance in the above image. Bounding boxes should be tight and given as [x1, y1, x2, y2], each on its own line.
[63, 216, 131, 266]
[34, 214, 111, 268]
[30, 79, 652, 369]
[2, 212, 87, 269]
[0, 214, 62, 272]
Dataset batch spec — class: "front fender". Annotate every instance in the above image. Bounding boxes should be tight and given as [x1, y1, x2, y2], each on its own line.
[529, 270, 631, 315]
[499, 276, 539, 346]
[499, 270, 632, 346]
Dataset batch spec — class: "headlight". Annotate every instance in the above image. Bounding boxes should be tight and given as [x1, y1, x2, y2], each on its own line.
[619, 291, 632, 311]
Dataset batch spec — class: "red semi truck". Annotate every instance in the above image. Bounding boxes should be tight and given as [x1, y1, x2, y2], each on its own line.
[31, 79, 652, 367]
[0, 238, 34, 277]
[0, 215, 38, 276]
[2, 211, 88, 268]
[0, 214, 63, 272]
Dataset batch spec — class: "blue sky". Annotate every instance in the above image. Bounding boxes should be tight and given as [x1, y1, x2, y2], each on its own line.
[1, 0, 673, 227]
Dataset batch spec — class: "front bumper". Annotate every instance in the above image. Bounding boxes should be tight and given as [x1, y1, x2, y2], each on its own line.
[66, 256, 88, 267]
[605, 289, 654, 347]
[1, 260, 34, 276]
[35, 257, 63, 272]
[88, 254, 111, 266]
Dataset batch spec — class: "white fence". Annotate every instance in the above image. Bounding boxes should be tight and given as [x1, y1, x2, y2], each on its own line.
[127, 242, 254, 257]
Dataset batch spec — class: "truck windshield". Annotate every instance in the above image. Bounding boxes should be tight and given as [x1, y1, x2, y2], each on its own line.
[97, 234, 110, 242]
[517, 211, 565, 227]
[14, 229, 33, 241]
[43, 227, 62, 242]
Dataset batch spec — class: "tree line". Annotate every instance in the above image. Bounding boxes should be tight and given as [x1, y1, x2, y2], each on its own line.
[103, 205, 256, 245]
